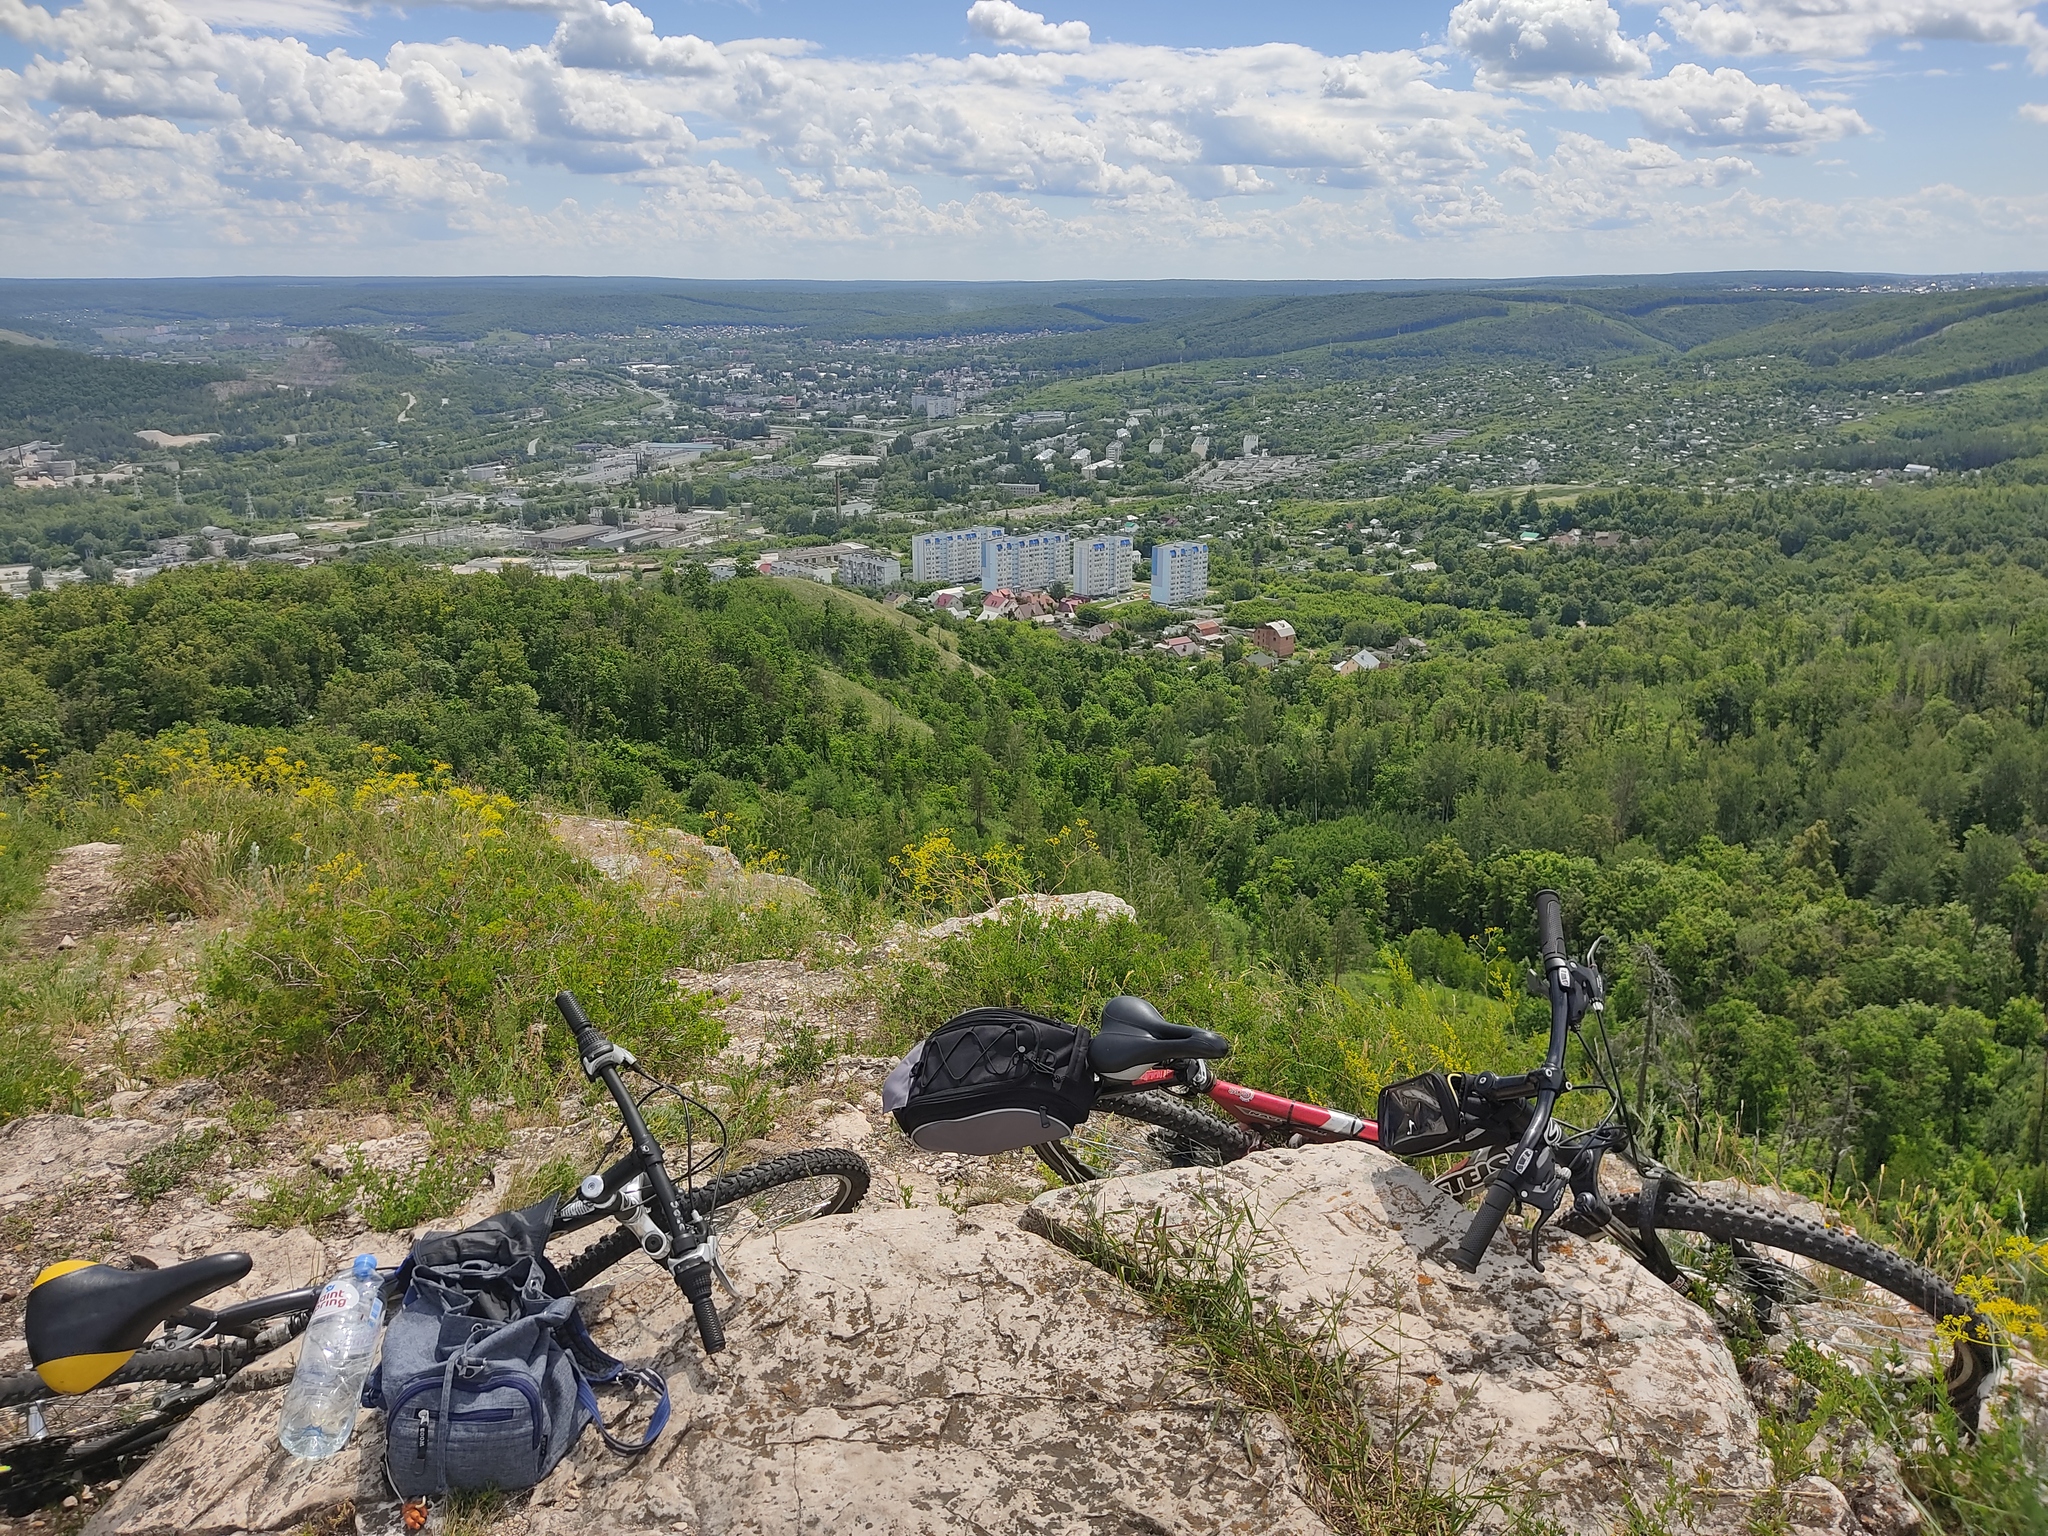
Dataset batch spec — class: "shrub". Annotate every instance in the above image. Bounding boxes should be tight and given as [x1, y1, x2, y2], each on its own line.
[168, 770, 720, 1100]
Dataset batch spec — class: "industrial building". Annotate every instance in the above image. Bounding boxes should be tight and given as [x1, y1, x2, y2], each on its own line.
[1150, 541, 1210, 606]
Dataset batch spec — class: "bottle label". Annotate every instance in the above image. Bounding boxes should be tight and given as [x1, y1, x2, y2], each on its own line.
[313, 1281, 358, 1321]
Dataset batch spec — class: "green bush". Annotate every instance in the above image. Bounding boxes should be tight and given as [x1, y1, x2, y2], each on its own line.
[169, 783, 720, 1099]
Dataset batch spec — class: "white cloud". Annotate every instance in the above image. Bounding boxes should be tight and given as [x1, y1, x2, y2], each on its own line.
[965, 0, 1091, 53]
[1504, 131, 1754, 227]
[551, 3, 722, 75]
[2022, 99, 2048, 117]
[1661, 0, 2048, 68]
[1448, 0, 1655, 79]
[1607, 63, 1869, 148]
[0, 0, 2037, 273]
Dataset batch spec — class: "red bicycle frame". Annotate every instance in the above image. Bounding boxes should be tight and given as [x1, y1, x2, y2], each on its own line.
[1130, 1065, 1380, 1145]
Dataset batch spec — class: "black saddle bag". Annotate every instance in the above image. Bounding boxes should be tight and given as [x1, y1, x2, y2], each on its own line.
[883, 1007, 1097, 1154]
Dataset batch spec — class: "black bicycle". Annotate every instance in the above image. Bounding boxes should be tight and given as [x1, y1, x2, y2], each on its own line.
[1030, 891, 2001, 1425]
[0, 990, 869, 1514]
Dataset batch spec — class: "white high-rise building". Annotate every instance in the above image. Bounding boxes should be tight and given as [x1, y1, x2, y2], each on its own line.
[982, 531, 1071, 593]
[911, 526, 1002, 584]
[1150, 541, 1209, 606]
[1070, 535, 1134, 598]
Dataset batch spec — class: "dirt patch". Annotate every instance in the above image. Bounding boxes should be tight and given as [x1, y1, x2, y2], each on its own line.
[22, 842, 129, 953]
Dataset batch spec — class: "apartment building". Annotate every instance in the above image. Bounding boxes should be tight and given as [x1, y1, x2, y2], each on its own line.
[911, 525, 1002, 583]
[981, 531, 1071, 594]
[1149, 541, 1210, 606]
[1069, 534, 1135, 598]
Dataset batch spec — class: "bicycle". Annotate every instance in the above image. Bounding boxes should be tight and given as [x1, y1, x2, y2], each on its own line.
[1030, 889, 2001, 1425]
[0, 990, 870, 1514]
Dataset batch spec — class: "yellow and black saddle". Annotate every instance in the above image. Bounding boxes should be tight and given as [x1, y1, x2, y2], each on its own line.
[25, 1253, 252, 1394]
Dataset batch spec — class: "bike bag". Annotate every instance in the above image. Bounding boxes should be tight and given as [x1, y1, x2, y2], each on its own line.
[884, 1007, 1097, 1155]
[1376, 1072, 1470, 1157]
[364, 1199, 669, 1498]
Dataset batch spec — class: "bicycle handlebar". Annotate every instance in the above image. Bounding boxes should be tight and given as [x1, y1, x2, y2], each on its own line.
[1452, 1177, 1518, 1270]
[1449, 889, 1577, 1274]
[1534, 887, 1566, 967]
[553, 990, 726, 1355]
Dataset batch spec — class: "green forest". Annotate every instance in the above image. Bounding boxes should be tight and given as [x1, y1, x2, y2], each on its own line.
[11, 471, 2048, 1239]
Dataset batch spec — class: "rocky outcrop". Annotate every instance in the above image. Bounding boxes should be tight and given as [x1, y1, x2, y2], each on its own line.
[546, 815, 817, 908]
[1026, 1141, 1778, 1535]
[87, 1206, 1334, 1536]
[914, 891, 1136, 944]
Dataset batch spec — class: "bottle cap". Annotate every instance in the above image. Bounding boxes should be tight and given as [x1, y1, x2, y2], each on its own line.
[352, 1254, 377, 1280]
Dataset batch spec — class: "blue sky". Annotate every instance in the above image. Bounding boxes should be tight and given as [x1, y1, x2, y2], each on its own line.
[0, 0, 2043, 278]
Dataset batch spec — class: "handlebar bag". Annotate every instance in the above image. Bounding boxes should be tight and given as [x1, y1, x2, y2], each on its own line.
[364, 1199, 669, 1498]
[884, 1007, 1097, 1155]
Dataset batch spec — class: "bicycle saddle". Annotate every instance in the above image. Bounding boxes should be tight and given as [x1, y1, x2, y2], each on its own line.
[26, 1252, 252, 1394]
[1090, 996, 1232, 1077]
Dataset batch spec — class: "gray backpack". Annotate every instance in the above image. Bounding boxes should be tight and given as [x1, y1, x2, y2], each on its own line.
[364, 1200, 670, 1498]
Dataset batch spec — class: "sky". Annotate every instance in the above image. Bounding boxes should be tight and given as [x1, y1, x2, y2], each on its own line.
[0, 0, 2044, 280]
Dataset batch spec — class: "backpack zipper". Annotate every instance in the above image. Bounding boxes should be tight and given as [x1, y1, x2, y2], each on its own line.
[391, 1374, 547, 1451]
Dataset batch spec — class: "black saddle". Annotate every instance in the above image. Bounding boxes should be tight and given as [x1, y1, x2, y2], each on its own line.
[1090, 996, 1232, 1076]
[26, 1253, 252, 1392]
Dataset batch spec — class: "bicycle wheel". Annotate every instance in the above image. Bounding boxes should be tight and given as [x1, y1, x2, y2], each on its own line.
[1606, 1187, 1997, 1422]
[1034, 1091, 1252, 1185]
[556, 1148, 871, 1289]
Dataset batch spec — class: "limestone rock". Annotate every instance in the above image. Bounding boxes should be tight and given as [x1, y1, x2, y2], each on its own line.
[1783, 1474, 1861, 1535]
[88, 1206, 1333, 1536]
[1027, 1141, 1776, 1535]
[0, 1114, 178, 1209]
[547, 814, 816, 908]
[915, 890, 1137, 944]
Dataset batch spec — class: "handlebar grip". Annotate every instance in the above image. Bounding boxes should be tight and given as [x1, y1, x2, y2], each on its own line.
[1533, 888, 1566, 966]
[554, 990, 592, 1033]
[1450, 1178, 1517, 1272]
[675, 1261, 726, 1354]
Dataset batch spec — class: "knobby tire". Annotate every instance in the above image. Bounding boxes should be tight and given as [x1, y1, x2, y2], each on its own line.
[1606, 1187, 1997, 1421]
[1035, 1091, 1252, 1183]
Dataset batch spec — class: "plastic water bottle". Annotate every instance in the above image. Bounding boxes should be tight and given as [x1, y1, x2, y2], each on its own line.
[279, 1254, 384, 1459]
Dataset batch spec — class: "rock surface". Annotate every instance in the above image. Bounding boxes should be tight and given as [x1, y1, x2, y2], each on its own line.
[0, 1114, 179, 1209]
[22, 841, 128, 951]
[546, 814, 817, 907]
[1027, 1141, 1777, 1535]
[86, 1206, 1334, 1536]
[914, 890, 1136, 944]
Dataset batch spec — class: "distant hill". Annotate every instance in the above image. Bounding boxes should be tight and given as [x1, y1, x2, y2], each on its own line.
[0, 342, 241, 456]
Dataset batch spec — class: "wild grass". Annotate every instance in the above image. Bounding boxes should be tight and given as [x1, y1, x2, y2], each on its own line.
[125, 1127, 223, 1204]
[1052, 1196, 1479, 1536]
[0, 948, 118, 1124]
[247, 1114, 507, 1232]
[157, 762, 723, 1100]
[497, 1149, 591, 1214]
[1755, 1339, 2048, 1536]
